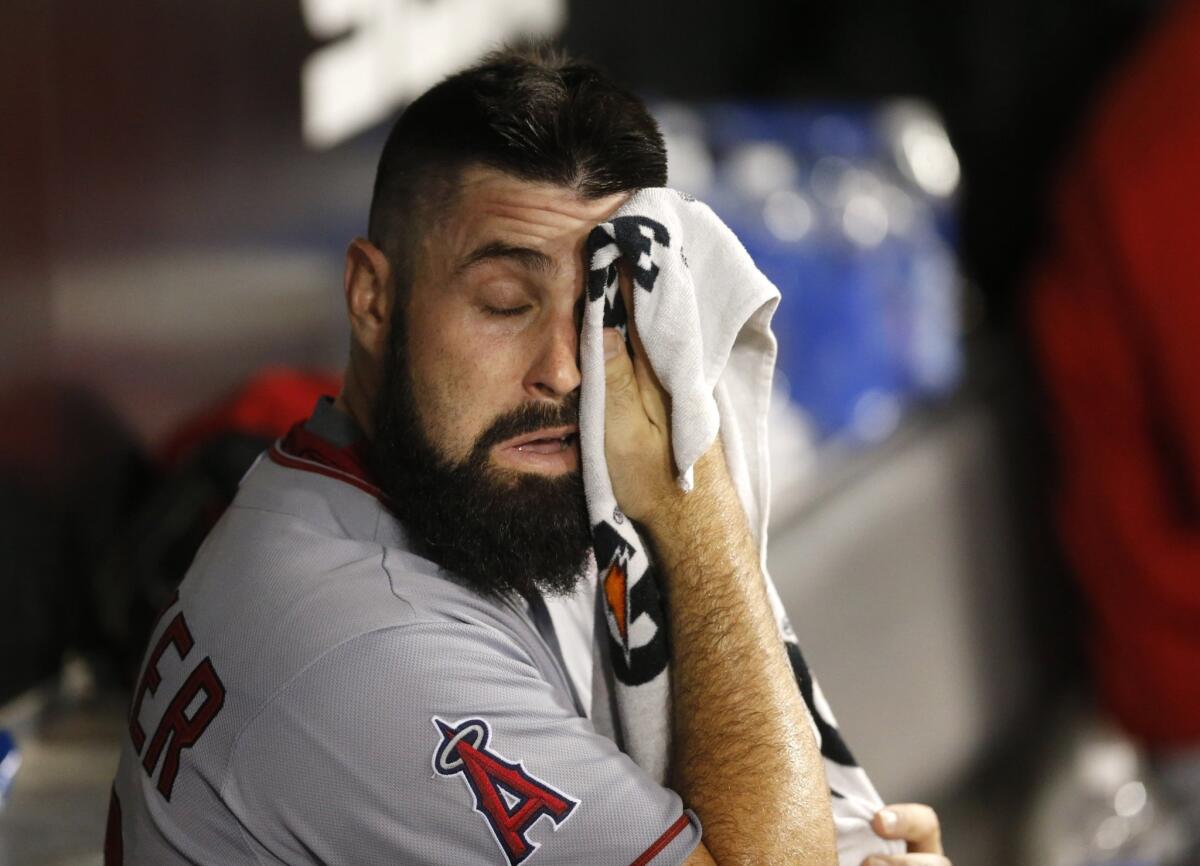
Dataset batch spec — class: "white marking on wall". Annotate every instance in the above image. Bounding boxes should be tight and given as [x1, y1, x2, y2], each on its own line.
[300, 0, 566, 149]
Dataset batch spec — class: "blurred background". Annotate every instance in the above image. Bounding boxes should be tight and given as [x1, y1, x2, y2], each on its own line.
[3, 0, 1199, 863]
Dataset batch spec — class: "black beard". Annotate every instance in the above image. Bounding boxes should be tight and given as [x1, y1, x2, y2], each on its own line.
[368, 314, 591, 599]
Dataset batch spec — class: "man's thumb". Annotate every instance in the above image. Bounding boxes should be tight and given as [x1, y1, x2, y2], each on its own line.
[603, 328, 638, 406]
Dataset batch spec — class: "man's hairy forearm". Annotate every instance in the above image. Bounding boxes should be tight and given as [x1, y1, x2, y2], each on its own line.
[647, 448, 837, 866]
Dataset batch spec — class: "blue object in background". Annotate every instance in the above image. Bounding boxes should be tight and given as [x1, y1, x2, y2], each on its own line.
[655, 100, 964, 446]
[0, 729, 20, 807]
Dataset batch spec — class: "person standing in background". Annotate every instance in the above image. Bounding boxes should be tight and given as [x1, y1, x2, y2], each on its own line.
[1029, 0, 1200, 846]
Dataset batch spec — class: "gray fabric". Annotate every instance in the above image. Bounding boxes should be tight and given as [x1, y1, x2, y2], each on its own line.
[525, 589, 585, 714]
[111, 449, 701, 865]
[590, 592, 622, 750]
[303, 395, 362, 447]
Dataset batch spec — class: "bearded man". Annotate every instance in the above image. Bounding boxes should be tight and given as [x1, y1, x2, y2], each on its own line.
[107, 45, 948, 866]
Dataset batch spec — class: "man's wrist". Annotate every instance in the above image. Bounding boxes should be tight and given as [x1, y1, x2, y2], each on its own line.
[641, 447, 749, 577]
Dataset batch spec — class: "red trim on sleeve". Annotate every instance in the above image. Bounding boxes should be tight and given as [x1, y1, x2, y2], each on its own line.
[630, 813, 692, 866]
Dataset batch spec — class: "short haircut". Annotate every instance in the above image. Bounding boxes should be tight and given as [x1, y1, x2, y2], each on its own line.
[366, 42, 668, 297]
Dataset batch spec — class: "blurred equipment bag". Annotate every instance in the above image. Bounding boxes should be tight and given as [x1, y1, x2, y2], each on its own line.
[93, 368, 339, 680]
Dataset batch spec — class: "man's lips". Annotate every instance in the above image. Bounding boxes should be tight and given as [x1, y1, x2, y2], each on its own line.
[496, 425, 579, 454]
[489, 424, 578, 465]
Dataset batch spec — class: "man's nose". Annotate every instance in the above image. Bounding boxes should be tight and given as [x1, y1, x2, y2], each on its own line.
[525, 310, 582, 400]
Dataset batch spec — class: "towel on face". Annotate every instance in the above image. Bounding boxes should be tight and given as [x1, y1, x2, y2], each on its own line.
[576, 187, 904, 864]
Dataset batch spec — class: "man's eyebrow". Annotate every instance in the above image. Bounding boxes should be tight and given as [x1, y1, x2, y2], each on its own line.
[455, 241, 555, 276]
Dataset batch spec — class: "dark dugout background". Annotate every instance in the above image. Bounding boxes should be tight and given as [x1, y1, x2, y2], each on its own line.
[3, 0, 1166, 365]
[568, 0, 1164, 326]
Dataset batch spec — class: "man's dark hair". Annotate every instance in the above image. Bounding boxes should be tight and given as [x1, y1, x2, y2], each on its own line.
[366, 42, 668, 296]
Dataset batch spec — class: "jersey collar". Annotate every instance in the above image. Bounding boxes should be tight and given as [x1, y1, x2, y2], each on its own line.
[268, 399, 384, 502]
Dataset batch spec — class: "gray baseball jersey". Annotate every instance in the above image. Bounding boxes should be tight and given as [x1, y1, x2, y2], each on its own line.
[107, 401, 701, 865]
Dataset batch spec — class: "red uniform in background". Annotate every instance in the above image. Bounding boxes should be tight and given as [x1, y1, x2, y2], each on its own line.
[1029, 0, 1200, 748]
[159, 367, 342, 467]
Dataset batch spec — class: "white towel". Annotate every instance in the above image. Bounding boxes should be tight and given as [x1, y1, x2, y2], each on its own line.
[578, 188, 904, 864]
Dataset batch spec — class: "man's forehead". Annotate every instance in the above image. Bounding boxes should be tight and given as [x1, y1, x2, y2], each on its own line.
[447, 167, 630, 246]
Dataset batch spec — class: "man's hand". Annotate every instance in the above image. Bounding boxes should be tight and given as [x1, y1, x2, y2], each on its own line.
[601, 267, 743, 537]
[864, 804, 951, 866]
[601, 269, 682, 525]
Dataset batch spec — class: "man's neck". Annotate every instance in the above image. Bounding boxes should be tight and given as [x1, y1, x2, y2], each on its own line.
[334, 370, 375, 440]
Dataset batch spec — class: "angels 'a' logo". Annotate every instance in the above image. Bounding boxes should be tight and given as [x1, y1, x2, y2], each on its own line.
[432, 717, 577, 865]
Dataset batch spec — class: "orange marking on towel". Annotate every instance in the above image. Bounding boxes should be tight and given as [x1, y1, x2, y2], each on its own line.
[604, 561, 628, 643]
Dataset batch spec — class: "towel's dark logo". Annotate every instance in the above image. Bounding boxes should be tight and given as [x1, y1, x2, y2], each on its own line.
[586, 216, 671, 331]
[612, 216, 670, 293]
[432, 717, 577, 865]
[784, 643, 858, 767]
[593, 520, 670, 686]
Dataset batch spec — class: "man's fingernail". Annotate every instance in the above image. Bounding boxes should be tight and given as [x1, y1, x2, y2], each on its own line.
[603, 329, 620, 360]
[878, 809, 898, 832]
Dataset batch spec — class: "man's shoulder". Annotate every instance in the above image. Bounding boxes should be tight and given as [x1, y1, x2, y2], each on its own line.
[176, 452, 543, 711]
[225, 449, 385, 542]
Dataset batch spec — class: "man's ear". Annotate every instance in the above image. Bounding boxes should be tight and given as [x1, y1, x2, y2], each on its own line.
[343, 237, 394, 361]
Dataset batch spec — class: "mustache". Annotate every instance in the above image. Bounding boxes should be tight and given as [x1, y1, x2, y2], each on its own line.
[470, 391, 581, 459]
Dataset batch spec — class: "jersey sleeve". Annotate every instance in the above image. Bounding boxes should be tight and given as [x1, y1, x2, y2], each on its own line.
[224, 623, 701, 866]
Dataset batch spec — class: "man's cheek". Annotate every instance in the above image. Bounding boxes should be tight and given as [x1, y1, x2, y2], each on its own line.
[433, 403, 486, 465]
